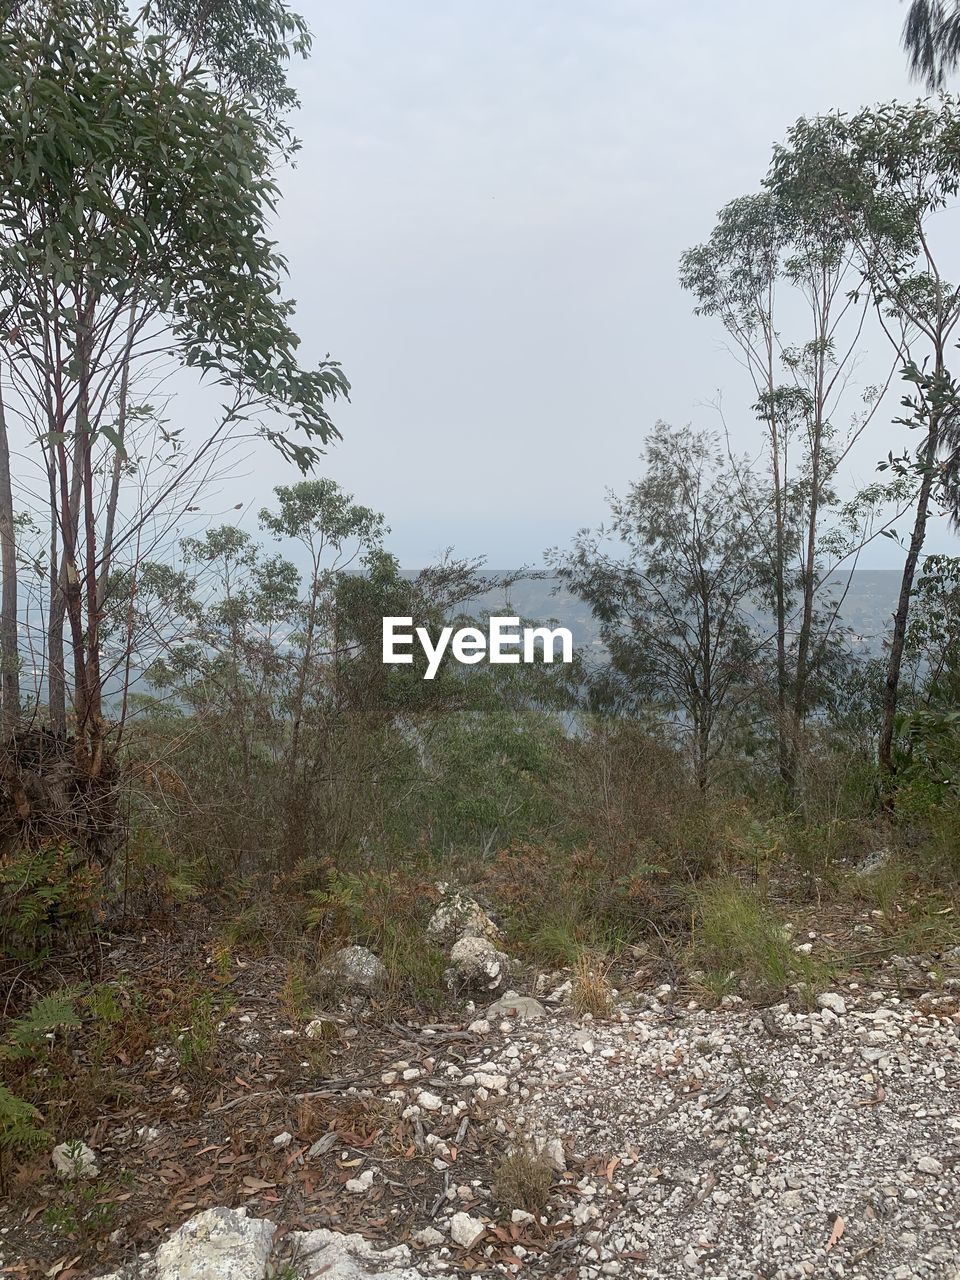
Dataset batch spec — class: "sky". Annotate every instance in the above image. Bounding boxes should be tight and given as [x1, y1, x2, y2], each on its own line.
[230, 0, 960, 568]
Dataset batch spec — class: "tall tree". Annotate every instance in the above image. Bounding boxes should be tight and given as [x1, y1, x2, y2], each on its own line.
[768, 98, 960, 782]
[680, 189, 890, 789]
[0, 0, 346, 858]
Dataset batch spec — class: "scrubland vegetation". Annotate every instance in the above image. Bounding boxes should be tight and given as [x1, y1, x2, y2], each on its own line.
[2, 0, 960, 1272]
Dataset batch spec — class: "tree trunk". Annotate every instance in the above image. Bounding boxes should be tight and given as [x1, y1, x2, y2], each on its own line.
[0, 381, 19, 736]
[879, 424, 940, 780]
[768, 419, 791, 790]
[792, 416, 825, 780]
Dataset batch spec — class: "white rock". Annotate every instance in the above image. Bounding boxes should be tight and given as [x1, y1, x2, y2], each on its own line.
[154, 1207, 275, 1280]
[530, 1135, 566, 1173]
[418, 1090, 443, 1111]
[272, 1131, 293, 1149]
[474, 1072, 508, 1092]
[52, 1141, 99, 1180]
[323, 946, 387, 993]
[293, 1227, 420, 1278]
[412, 1226, 445, 1247]
[486, 992, 547, 1022]
[345, 1169, 375, 1193]
[449, 1211, 486, 1249]
[427, 891, 499, 944]
[917, 1155, 943, 1175]
[816, 992, 847, 1016]
[446, 935, 509, 992]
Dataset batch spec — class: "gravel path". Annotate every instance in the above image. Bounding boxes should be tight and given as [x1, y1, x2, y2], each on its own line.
[492, 987, 960, 1279]
[39, 970, 960, 1280]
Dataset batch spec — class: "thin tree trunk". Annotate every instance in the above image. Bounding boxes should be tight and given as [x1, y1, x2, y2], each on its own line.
[97, 298, 138, 609]
[792, 417, 824, 771]
[0, 380, 19, 736]
[879, 423, 940, 780]
[768, 418, 791, 789]
[47, 475, 65, 734]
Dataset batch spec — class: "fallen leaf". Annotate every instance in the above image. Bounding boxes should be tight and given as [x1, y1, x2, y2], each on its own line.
[826, 1215, 845, 1252]
[241, 1177, 276, 1192]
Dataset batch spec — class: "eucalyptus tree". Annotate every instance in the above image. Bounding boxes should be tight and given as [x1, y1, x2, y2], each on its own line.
[680, 188, 891, 789]
[0, 0, 346, 831]
[767, 97, 960, 781]
[903, 0, 960, 86]
[554, 423, 765, 790]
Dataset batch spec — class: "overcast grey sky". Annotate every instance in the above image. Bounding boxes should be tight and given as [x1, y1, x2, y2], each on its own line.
[241, 0, 959, 567]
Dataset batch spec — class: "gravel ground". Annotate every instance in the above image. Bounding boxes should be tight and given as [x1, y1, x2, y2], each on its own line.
[9, 950, 960, 1279]
[480, 985, 960, 1279]
[78, 980, 960, 1280]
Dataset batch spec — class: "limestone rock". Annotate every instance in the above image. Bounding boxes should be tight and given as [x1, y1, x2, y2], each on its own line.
[855, 847, 893, 877]
[427, 889, 499, 945]
[154, 1207, 275, 1280]
[449, 1211, 486, 1249]
[52, 1140, 99, 1180]
[292, 1227, 420, 1278]
[445, 935, 509, 992]
[323, 945, 387, 993]
[486, 991, 546, 1022]
[816, 992, 847, 1016]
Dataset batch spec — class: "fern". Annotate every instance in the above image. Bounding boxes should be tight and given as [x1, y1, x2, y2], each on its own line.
[0, 840, 98, 960]
[0, 1083, 46, 1152]
[0, 994, 79, 1162]
[1, 993, 80, 1062]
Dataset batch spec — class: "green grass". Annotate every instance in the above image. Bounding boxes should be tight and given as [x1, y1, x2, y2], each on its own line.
[689, 879, 829, 1001]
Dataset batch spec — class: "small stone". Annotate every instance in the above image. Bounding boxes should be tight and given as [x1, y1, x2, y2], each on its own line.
[916, 1155, 943, 1174]
[52, 1141, 98, 1180]
[418, 1091, 443, 1112]
[531, 1135, 566, 1173]
[486, 992, 547, 1022]
[413, 1226, 445, 1247]
[272, 1131, 293, 1149]
[449, 1211, 486, 1249]
[816, 992, 847, 1016]
[322, 945, 387, 993]
[446, 936, 510, 993]
[345, 1168, 375, 1193]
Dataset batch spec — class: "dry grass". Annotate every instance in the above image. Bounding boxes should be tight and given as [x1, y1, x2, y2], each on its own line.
[492, 1144, 553, 1213]
[570, 951, 615, 1019]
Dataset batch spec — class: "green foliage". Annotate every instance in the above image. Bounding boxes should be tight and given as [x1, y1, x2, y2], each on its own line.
[0, 842, 98, 960]
[0, 0, 348, 472]
[0, 993, 79, 1159]
[553, 423, 766, 788]
[689, 880, 823, 1000]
